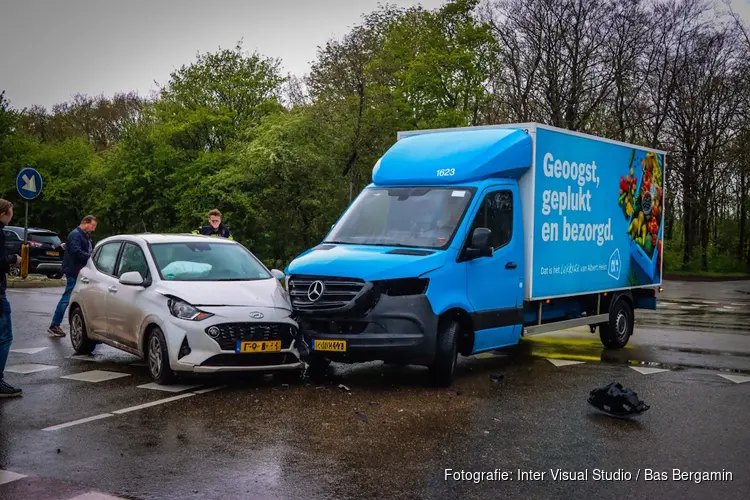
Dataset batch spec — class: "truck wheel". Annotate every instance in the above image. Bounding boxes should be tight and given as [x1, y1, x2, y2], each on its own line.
[429, 319, 459, 387]
[599, 300, 633, 349]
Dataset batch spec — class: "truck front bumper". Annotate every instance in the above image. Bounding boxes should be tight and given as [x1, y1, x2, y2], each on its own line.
[297, 294, 438, 366]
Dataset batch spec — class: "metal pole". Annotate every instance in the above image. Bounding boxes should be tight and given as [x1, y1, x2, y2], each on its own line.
[24, 200, 28, 243]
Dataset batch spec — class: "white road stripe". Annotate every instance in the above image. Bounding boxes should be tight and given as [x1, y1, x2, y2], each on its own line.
[137, 382, 202, 393]
[42, 413, 114, 432]
[717, 374, 750, 384]
[112, 393, 195, 414]
[9, 347, 48, 354]
[546, 359, 585, 367]
[0, 469, 27, 485]
[630, 366, 670, 375]
[67, 491, 129, 500]
[193, 385, 226, 394]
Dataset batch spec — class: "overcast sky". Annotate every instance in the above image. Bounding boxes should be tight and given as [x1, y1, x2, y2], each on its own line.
[1, 0, 749, 111]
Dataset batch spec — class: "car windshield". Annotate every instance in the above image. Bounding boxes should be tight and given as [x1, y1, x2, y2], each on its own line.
[149, 242, 272, 281]
[325, 187, 474, 249]
[30, 233, 61, 245]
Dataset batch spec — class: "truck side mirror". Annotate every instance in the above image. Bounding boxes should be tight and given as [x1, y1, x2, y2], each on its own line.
[466, 228, 493, 259]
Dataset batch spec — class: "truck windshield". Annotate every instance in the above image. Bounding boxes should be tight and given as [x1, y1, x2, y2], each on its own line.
[325, 187, 474, 249]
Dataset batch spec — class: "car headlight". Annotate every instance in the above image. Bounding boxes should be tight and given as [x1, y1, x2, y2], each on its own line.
[167, 297, 213, 321]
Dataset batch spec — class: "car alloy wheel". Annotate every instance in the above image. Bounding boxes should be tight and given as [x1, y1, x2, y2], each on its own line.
[149, 334, 163, 380]
[71, 314, 83, 347]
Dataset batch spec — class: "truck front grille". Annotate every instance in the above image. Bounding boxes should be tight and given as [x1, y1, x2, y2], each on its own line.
[288, 275, 365, 311]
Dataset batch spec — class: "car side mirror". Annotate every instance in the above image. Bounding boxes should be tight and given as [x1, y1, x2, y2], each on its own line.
[466, 227, 493, 260]
[119, 271, 145, 286]
[271, 269, 285, 280]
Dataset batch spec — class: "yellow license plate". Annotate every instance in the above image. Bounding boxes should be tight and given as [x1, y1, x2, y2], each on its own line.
[238, 340, 282, 353]
[46, 251, 59, 256]
[314, 339, 347, 352]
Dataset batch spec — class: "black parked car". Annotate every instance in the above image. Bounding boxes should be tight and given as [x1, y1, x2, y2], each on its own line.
[2, 226, 64, 279]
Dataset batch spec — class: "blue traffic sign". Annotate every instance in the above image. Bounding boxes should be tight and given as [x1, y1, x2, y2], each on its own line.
[16, 167, 43, 200]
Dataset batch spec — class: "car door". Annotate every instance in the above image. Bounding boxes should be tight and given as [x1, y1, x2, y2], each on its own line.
[107, 241, 151, 351]
[84, 241, 123, 335]
[462, 185, 524, 353]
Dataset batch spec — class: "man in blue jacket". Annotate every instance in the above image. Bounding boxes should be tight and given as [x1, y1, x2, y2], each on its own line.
[1, 199, 23, 397]
[48, 215, 97, 337]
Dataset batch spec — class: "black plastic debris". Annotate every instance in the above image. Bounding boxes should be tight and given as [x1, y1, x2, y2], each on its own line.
[588, 382, 650, 417]
[490, 374, 504, 383]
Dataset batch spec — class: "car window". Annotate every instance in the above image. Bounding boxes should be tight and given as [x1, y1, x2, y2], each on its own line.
[94, 242, 121, 275]
[117, 243, 150, 279]
[3, 230, 20, 242]
[29, 232, 62, 246]
[150, 241, 271, 281]
[467, 190, 513, 250]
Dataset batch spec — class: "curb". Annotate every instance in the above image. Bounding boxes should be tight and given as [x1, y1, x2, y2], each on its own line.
[7, 280, 65, 289]
[664, 274, 750, 282]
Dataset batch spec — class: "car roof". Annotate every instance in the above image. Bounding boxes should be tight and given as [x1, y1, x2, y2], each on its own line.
[99, 233, 237, 245]
[4, 226, 58, 234]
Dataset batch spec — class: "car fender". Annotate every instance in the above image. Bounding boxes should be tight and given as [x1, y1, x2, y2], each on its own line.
[137, 314, 170, 357]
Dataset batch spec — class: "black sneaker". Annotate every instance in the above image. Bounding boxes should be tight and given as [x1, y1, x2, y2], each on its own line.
[48, 325, 66, 337]
[0, 379, 22, 398]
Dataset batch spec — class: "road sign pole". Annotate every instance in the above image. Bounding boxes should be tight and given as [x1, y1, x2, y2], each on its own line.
[24, 200, 28, 243]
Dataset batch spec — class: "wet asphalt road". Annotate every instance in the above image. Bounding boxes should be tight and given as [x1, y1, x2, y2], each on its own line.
[0, 281, 748, 500]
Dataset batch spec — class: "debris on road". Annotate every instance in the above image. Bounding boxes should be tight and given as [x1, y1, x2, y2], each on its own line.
[490, 374, 503, 382]
[338, 384, 351, 392]
[588, 381, 650, 418]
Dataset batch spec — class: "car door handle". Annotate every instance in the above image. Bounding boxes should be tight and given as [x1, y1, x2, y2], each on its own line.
[81, 277, 90, 284]
[108, 286, 118, 293]
[505, 262, 517, 269]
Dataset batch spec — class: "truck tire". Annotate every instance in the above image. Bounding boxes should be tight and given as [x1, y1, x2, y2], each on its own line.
[429, 318, 459, 387]
[599, 299, 633, 349]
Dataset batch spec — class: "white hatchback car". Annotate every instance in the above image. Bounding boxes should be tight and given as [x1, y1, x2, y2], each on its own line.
[68, 233, 303, 384]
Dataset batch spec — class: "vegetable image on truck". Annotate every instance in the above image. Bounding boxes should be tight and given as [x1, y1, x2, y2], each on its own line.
[286, 123, 666, 387]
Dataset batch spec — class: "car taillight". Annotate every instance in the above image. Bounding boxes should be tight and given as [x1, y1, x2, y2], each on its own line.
[28, 241, 43, 247]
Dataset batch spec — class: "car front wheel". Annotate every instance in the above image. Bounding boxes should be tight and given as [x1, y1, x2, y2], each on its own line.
[147, 327, 176, 385]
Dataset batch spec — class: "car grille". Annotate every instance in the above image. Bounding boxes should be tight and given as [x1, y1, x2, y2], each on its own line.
[288, 275, 365, 311]
[207, 323, 295, 351]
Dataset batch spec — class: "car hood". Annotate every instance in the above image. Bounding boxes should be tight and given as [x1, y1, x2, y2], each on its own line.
[286, 244, 448, 281]
[154, 278, 291, 310]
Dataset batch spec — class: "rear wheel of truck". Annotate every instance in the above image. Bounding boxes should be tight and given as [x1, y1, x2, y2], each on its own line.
[599, 300, 633, 349]
[429, 318, 459, 388]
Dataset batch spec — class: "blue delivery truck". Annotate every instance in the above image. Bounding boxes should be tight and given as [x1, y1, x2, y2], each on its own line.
[286, 123, 666, 386]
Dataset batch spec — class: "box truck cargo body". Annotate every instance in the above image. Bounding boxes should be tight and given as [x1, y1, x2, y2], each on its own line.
[286, 123, 666, 386]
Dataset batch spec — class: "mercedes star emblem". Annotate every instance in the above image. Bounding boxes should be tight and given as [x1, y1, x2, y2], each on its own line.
[249, 311, 264, 319]
[307, 280, 325, 302]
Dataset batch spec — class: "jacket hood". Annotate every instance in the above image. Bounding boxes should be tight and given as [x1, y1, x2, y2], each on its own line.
[286, 244, 448, 281]
[154, 277, 291, 310]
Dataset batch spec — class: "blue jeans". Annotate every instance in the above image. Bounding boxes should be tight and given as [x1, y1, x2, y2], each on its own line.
[0, 296, 11, 380]
[51, 275, 77, 327]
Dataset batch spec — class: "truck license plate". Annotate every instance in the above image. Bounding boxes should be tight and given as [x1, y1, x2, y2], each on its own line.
[314, 340, 347, 352]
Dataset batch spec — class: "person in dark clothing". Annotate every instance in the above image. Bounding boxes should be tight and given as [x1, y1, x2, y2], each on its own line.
[0, 199, 23, 397]
[192, 209, 233, 239]
[48, 215, 97, 337]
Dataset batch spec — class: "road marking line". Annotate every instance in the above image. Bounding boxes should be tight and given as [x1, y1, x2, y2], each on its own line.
[137, 382, 202, 393]
[193, 385, 226, 394]
[717, 374, 750, 384]
[42, 413, 114, 432]
[546, 359, 585, 367]
[112, 393, 195, 414]
[4, 363, 58, 374]
[9, 347, 48, 354]
[61, 370, 131, 383]
[630, 366, 670, 375]
[67, 491, 129, 500]
[0, 469, 27, 485]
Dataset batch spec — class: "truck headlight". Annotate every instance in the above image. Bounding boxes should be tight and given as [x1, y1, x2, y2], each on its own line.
[374, 278, 429, 296]
[167, 297, 213, 321]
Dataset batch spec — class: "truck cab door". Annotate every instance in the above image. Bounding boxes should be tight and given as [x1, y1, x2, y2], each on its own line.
[461, 185, 524, 353]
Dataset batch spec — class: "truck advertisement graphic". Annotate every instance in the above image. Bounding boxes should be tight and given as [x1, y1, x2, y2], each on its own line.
[532, 127, 665, 298]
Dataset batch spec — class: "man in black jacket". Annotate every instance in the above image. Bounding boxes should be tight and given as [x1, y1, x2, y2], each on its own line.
[0, 199, 22, 397]
[192, 209, 233, 239]
[48, 215, 97, 337]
